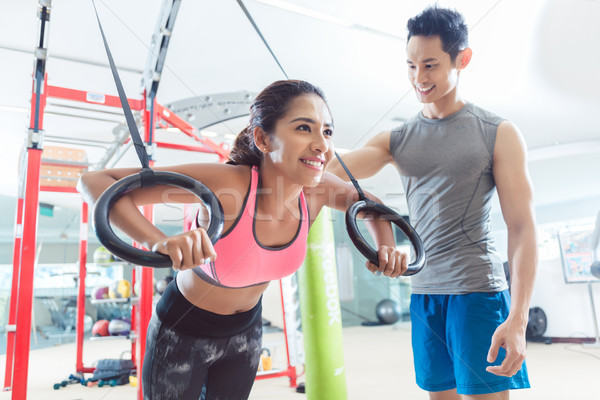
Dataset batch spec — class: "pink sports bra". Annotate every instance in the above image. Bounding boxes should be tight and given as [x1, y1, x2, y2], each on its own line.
[192, 167, 310, 288]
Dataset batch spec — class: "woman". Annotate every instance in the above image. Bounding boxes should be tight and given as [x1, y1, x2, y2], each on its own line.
[79, 80, 407, 399]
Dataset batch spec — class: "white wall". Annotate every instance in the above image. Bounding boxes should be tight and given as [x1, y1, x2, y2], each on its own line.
[491, 194, 600, 339]
[531, 257, 600, 338]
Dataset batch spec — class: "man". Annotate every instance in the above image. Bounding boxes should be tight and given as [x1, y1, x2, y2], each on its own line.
[329, 6, 537, 400]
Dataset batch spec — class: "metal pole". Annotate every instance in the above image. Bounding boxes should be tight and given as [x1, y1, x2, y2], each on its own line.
[12, 2, 51, 398]
[279, 279, 297, 387]
[3, 194, 24, 391]
[75, 202, 89, 372]
[137, 203, 155, 400]
[12, 148, 43, 399]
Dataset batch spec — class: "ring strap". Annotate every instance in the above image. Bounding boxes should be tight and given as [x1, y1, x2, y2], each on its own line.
[236, 0, 366, 200]
[334, 152, 367, 201]
[91, 0, 151, 173]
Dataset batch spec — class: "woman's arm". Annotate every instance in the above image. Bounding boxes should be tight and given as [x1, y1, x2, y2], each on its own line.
[304, 172, 407, 277]
[77, 163, 247, 269]
[78, 166, 173, 251]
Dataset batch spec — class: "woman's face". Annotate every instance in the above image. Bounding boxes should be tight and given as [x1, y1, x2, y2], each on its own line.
[264, 93, 334, 188]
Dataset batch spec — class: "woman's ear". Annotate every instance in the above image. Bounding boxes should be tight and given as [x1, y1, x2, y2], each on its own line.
[457, 47, 472, 70]
[253, 127, 269, 153]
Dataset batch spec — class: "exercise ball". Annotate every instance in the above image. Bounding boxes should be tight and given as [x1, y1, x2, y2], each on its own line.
[92, 286, 110, 300]
[155, 278, 168, 294]
[108, 279, 132, 299]
[375, 299, 402, 325]
[92, 319, 110, 337]
[84, 315, 94, 333]
[93, 246, 114, 264]
[108, 318, 131, 336]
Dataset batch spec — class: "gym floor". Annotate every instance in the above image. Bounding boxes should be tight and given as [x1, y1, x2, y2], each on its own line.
[1, 323, 598, 399]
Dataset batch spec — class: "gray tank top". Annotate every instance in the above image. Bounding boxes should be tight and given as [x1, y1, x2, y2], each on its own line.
[390, 103, 508, 294]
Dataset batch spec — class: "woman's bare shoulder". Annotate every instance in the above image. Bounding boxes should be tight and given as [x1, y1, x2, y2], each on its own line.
[154, 162, 251, 192]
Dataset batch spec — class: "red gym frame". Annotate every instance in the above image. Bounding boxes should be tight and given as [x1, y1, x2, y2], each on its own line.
[5, 2, 299, 399]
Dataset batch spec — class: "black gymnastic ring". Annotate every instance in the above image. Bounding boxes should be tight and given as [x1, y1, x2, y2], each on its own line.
[345, 200, 425, 276]
[93, 171, 224, 268]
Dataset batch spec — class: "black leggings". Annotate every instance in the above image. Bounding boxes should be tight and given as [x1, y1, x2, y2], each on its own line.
[142, 280, 263, 399]
[143, 314, 262, 399]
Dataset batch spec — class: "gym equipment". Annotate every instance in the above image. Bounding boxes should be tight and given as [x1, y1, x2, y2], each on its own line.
[53, 378, 76, 390]
[525, 307, 547, 341]
[337, 152, 425, 276]
[108, 319, 131, 336]
[94, 171, 224, 268]
[259, 348, 273, 371]
[345, 198, 425, 276]
[92, 285, 110, 300]
[92, 358, 135, 387]
[8, 4, 228, 398]
[108, 279, 132, 299]
[154, 278, 169, 295]
[375, 299, 402, 325]
[92, 319, 110, 337]
[298, 208, 348, 399]
[93, 246, 115, 264]
[83, 314, 93, 333]
[52, 374, 85, 390]
[90, 3, 224, 268]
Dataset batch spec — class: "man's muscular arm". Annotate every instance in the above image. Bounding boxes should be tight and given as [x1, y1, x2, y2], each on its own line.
[327, 130, 395, 181]
[486, 121, 538, 377]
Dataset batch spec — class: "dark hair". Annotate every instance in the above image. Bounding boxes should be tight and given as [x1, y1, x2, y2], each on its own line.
[407, 6, 468, 62]
[228, 80, 328, 166]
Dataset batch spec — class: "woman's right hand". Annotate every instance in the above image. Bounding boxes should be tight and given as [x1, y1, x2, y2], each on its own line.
[151, 228, 217, 271]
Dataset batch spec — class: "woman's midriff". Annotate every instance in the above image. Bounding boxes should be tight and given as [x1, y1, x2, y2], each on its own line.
[176, 269, 269, 315]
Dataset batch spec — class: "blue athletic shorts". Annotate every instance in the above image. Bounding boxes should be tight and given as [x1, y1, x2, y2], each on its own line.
[410, 290, 530, 395]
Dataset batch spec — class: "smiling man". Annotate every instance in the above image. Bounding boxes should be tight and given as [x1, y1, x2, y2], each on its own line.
[328, 6, 538, 400]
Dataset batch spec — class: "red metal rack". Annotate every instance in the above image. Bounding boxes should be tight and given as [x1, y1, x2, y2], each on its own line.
[4, 7, 226, 399]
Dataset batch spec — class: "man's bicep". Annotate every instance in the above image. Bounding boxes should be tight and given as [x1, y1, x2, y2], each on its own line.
[329, 131, 394, 180]
[493, 122, 535, 227]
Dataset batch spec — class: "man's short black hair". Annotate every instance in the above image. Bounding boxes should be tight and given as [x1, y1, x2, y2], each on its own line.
[407, 6, 469, 62]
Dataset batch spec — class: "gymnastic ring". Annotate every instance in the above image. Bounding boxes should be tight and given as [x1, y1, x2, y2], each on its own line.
[345, 200, 425, 276]
[93, 171, 224, 268]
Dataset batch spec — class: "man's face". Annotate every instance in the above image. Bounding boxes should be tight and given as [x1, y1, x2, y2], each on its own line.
[406, 35, 460, 104]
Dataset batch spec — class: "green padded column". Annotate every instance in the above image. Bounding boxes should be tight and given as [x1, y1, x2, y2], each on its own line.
[298, 207, 347, 399]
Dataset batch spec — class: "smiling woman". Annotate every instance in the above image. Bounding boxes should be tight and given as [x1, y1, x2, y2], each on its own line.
[229, 80, 334, 189]
[78, 79, 409, 399]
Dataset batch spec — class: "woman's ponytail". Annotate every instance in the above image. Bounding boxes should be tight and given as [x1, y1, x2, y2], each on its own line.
[227, 126, 262, 166]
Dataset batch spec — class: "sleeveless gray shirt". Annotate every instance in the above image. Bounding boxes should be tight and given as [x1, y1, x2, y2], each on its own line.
[390, 103, 508, 294]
